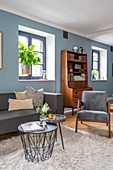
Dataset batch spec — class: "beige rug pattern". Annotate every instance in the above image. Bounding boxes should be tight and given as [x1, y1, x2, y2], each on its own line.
[0, 126, 113, 170]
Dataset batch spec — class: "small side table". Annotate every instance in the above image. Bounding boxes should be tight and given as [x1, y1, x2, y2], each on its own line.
[46, 114, 66, 149]
[18, 122, 57, 162]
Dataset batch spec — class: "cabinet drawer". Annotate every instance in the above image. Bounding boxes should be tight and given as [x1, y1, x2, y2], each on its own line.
[73, 100, 78, 106]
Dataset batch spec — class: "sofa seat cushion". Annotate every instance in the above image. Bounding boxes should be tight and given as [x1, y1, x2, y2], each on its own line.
[0, 109, 40, 135]
[0, 109, 38, 120]
[77, 110, 109, 121]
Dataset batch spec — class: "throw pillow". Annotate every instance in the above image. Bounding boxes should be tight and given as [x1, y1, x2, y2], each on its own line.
[8, 98, 34, 111]
[14, 91, 27, 100]
[26, 86, 44, 107]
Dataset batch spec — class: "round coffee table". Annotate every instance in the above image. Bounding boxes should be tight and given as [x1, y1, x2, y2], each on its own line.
[46, 114, 66, 149]
[18, 121, 57, 162]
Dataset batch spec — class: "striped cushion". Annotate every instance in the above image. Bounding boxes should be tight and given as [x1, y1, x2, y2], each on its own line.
[8, 98, 34, 111]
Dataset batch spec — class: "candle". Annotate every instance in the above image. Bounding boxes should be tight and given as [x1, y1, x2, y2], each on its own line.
[48, 114, 52, 119]
[53, 115, 56, 120]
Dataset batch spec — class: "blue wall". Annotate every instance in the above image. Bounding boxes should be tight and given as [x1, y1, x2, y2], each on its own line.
[0, 10, 113, 96]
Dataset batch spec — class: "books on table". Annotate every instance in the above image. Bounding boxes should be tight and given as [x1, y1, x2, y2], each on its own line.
[21, 122, 43, 132]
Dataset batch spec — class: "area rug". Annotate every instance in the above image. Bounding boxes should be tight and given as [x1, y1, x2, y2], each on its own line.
[0, 126, 113, 170]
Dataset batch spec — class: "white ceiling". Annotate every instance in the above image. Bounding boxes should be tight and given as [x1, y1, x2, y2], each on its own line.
[0, 0, 113, 46]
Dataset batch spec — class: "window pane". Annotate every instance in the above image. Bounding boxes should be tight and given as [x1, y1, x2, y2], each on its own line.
[93, 61, 98, 69]
[32, 65, 43, 77]
[38, 53, 43, 64]
[32, 38, 43, 52]
[19, 63, 22, 76]
[93, 52, 98, 61]
[19, 35, 28, 48]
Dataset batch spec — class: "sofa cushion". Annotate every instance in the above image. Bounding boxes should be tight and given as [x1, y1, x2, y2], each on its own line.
[0, 93, 15, 111]
[14, 91, 27, 100]
[27, 86, 44, 107]
[8, 98, 34, 111]
[77, 110, 109, 121]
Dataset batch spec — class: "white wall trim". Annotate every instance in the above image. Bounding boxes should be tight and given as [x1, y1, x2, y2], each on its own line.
[0, 4, 86, 38]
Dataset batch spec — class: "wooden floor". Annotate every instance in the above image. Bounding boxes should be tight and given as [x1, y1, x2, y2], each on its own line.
[1, 108, 113, 141]
[63, 109, 113, 138]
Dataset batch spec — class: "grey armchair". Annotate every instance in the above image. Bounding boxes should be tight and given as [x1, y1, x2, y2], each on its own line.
[75, 91, 111, 137]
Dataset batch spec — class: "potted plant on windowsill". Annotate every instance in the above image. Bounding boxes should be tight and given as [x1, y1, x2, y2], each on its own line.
[91, 70, 99, 80]
[18, 41, 41, 74]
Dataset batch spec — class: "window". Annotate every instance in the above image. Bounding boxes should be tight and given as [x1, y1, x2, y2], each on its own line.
[92, 50, 100, 72]
[19, 31, 46, 79]
[91, 46, 107, 80]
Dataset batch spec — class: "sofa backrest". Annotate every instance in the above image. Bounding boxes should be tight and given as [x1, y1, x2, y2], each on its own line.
[0, 93, 15, 111]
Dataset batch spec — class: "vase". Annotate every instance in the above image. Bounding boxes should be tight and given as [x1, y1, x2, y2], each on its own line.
[40, 115, 47, 128]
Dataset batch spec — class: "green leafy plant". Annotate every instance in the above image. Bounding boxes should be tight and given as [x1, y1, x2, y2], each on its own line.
[91, 70, 98, 76]
[18, 41, 41, 65]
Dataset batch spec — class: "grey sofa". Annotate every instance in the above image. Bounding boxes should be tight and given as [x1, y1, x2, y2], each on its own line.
[0, 92, 63, 135]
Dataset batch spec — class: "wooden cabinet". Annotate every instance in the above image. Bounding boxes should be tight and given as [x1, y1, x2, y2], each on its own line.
[61, 50, 92, 115]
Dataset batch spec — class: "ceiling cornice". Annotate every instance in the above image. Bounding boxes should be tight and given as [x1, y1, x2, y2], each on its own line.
[0, 3, 86, 38]
[86, 28, 113, 38]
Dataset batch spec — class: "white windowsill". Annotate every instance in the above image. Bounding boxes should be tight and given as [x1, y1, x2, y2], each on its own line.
[91, 80, 108, 82]
[18, 79, 55, 82]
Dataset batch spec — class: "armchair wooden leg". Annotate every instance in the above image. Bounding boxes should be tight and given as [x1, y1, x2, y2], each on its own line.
[108, 122, 111, 138]
[106, 123, 108, 126]
[81, 121, 83, 124]
[72, 107, 74, 116]
[75, 118, 78, 133]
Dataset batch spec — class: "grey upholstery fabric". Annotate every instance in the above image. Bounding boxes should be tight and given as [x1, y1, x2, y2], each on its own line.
[77, 110, 109, 121]
[44, 92, 63, 114]
[77, 91, 109, 122]
[81, 91, 107, 112]
[0, 93, 15, 111]
[0, 109, 40, 135]
[0, 92, 63, 135]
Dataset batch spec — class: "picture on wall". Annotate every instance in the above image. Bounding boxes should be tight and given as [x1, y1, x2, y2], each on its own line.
[0, 32, 2, 69]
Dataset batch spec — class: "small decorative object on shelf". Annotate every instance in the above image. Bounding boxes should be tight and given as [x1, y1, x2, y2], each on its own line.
[69, 67, 73, 72]
[68, 74, 71, 81]
[78, 47, 83, 53]
[73, 46, 78, 52]
[81, 74, 85, 80]
[70, 73, 74, 81]
[74, 64, 81, 69]
[36, 103, 49, 128]
[42, 70, 47, 80]
[74, 76, 82, 81]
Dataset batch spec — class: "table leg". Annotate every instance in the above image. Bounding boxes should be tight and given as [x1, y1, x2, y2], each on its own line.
[58, 123, 64, 149]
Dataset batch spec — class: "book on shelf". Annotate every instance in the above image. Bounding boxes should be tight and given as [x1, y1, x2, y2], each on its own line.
[21, 122, 43, 132]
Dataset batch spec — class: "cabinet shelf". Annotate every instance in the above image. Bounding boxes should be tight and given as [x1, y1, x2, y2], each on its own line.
[67, 60, 87, 63]
[68, 80, 86, 82]
[68, 71, 87, 74]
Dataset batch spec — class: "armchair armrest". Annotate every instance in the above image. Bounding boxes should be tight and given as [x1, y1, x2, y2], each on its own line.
[77, 99, 82, 113]
[44, 92, 63, 114]
[107, 101, 110, 115]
